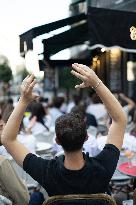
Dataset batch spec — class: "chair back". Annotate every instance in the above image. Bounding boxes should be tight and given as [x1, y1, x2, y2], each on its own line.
[43, 194, 117, 205]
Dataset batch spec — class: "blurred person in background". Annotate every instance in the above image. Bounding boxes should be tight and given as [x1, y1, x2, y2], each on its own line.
[0, 155, 30, 205]
[39, 97, 49, 110]
[130, 109, 136, 137]
[86, 93, 107, 124]
[57, 93, 67, 114]
[67, 94, 81, 113]
[119, 93, 135, 117]
[24, 101, 51, 135]
[1, 64, 126, 196]
[115, 93, 135, 132]
[0, 108, 29, 205]
[0, 104, 36, 159]
[49, 97, 64, 127]
[71, 105, 97, 129]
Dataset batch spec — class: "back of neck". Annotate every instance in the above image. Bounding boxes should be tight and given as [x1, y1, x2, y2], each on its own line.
[64, 150, 85, 170]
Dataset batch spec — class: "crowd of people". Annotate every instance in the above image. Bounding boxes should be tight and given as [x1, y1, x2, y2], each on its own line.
[0, 63, 136, 204]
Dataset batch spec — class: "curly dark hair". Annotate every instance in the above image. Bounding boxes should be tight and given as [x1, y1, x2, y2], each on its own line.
[55, 112, 87, 152]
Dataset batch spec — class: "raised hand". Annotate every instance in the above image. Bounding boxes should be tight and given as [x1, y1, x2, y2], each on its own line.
[21, 74, 39, 104]
[71, 63, 100, 89]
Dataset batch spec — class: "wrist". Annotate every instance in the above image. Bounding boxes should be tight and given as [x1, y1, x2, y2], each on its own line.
[19, 97, 30, 106]
[92, 80, 102, 90]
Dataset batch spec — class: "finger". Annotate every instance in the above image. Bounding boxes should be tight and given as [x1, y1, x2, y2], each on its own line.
[71, 70, 85, 81]
[72, 64, 87, 76]
[26, 74, 35, 85]
[22, 75, 30, 88]
[73, 63, 89, 72]
[22, 81, 30, 90]
[22, 75, 29, 83]
[28, 79, 37, 92]
[75, 83, 86, 89]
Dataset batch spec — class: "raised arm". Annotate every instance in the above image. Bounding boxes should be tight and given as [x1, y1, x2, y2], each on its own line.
[1, 75, 39, 166]
[71, 63, 127, 150]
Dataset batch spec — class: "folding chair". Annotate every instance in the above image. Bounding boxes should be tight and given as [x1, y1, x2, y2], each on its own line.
[42, 193, 117, 205]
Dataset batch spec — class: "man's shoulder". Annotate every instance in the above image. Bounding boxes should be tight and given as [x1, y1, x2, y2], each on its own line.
[94, 144, 120, 177]
[95, 144, 120, 159]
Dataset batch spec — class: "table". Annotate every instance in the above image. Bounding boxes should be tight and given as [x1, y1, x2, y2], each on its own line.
[36, 142, 52, 152]
[111, 156, 133, 198]
[36, 142, 53, 156]
[118, 162, 136, 177]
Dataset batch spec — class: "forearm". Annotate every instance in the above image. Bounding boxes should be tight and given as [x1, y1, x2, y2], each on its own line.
[1, 98, 28, 144]
[95, 81, 126, 125]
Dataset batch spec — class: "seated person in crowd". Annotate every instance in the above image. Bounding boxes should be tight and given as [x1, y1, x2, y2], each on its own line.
[71, 105, 97, 128]
[1, 64, 127, 196]
[131, 109, 136, 137]
[23, 101, 51, 135]
[0, 156, 30, 205]
[118, 93, 135, 118]
[86, 93, 107, 124]
[49, 97, 64, 127]
[0, 105, 36, 158]
[0, 112, 29, 205]
[116, 93, 135, 132]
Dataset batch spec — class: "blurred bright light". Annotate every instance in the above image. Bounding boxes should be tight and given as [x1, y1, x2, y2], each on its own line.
[101, 47, 106, 52]
[127, 61, 134, 81]
[51, 48, 71, 60]
[0, 0, 71, 72]
[25, 50, 40, 76]
[37, 71, 44, 79]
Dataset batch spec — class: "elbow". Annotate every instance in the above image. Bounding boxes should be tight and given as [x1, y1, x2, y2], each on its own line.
[1, 135, 7, 146]
[1, 132, 9, 146]
[1, 131, 16, 146]
[113, 111, 127, 129]
[120, 111, 127, 129]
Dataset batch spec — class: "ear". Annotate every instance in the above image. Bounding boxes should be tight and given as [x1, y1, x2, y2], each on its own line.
[55, 137, 60, 145]
[84, 134, 88, 142]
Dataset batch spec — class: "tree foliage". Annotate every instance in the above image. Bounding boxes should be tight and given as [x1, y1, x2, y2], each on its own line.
[0, 56, 12, 83]
[59, 67, 81, 89]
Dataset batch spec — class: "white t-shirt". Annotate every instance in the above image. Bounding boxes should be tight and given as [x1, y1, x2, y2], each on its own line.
[96, 133, 136, 151]
[49, 108, 63, 126]
[83, 133, 99, 156]
[17, 133, 36, 154]
[67, 101, 75, 113]
[23, 116, 51, 135]
[86, 103, 107, 120]
[0, 133, 36, 159]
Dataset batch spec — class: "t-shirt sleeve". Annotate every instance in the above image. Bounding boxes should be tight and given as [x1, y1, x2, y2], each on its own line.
[95, 144, 120, 178]
[23, 153, 49, 186]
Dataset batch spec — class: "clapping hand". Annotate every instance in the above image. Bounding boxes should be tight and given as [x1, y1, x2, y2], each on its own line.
[20, 74, 39, 104]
